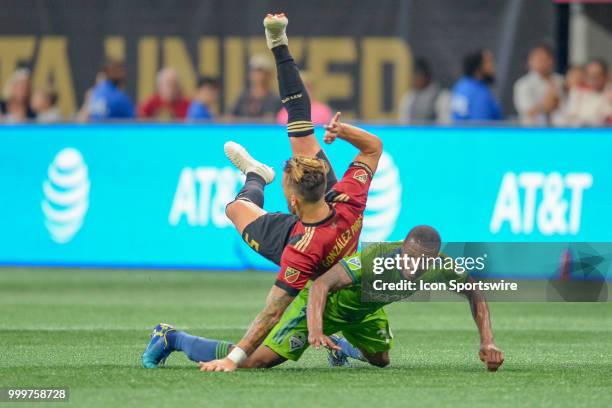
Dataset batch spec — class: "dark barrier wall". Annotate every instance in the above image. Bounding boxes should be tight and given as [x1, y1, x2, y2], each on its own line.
[0, 0, 555, 118]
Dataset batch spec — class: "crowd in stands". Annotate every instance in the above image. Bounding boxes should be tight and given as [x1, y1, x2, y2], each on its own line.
[1, 45, 610, 126]
[401, 45, 612, 126]
[1, 68, 59, 123]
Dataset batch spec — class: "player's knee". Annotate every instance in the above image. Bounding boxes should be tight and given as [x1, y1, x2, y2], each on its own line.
[371, 359, 390, 368]
[368, 353, 390, 368]
[225, 199, 246, 220]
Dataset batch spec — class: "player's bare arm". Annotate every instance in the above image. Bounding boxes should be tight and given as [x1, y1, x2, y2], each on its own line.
[306, 263, 354, 350]
[323, 112, 383, 173]
[199, 285, 294, 372]
[458, 279, 505, 372]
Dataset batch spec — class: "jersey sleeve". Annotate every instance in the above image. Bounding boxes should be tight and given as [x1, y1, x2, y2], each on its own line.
[327, 162, 374, 213]
[274, 246, 317, 296]
[339, 252, 362, 285]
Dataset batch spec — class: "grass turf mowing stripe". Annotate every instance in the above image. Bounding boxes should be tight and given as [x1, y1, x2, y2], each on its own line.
[0, 268, 611, 407]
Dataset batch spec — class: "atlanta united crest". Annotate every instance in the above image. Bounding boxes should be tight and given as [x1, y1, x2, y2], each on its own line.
[353, 169, 369, 184]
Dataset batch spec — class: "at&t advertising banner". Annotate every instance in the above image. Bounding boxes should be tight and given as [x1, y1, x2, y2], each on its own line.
[0, 125, 611, 271]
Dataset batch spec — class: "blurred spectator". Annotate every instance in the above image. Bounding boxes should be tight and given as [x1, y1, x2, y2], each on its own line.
[398, 58, 449, 123]
[276, 71, 332, 125]
[231, 54, 280, 120]
[31, 86, 62, 123]
[606, 78, 612, 125]
[76, 71, 105, 122]
[89, 59, 135, 120]
[451, 49, 502, 122]
[564, 65, 586, 92]
[186, 77, 221, 121]
[0, 68, 35, 123]
[139, 67, 190, 120]
[552, 65, 584, 124]
[557, 58, 611, 126]
[513, 44, 563, 125]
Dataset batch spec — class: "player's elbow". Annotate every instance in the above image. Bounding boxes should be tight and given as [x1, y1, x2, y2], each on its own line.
[374, 137, 383, 154]
[366, 137, 383, 158]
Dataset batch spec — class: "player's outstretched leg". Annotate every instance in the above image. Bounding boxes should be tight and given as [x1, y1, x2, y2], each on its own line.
[141, 323, 287, 369]
[141, 323, 233, 368]
[141, 323, 176, 368]
[167, 329, 233, 364]
[224, 141, 275, 234]
[264, 13, 338, 190]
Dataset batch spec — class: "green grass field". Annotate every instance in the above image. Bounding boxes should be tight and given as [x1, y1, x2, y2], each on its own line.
[1, 268, 611, 407]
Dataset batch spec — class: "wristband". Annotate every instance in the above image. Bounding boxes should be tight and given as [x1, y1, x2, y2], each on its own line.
[227, 346, 248, 365]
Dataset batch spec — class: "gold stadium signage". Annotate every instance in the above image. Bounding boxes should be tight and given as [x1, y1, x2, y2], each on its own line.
[0, 36, 413, 119]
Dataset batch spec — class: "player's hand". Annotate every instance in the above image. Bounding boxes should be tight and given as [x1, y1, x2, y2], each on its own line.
[323, 111, 342, 144]
[198, 357, 237, 372]
[308, 332, 341, 351]
[479, 343, 504, 372]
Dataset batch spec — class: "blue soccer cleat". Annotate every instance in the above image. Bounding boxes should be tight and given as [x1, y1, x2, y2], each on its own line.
[326, 334, 351, 367]
[141, 323, 175, 368]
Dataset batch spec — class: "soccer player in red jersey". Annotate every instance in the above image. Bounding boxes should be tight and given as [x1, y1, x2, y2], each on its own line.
[199, 14, 383, 371]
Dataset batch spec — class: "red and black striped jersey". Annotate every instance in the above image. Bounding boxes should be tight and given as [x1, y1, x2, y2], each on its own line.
[275, 162, 373, 295]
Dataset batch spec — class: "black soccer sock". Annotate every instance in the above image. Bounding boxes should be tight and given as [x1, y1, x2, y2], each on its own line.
[235, 172, 266, 208]
[272, 45, 313, 137]
[272, 45, 337, 189]
[316, 149, 338, 192]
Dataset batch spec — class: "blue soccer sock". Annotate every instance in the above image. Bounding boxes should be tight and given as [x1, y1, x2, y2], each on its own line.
[167, 331, 233, 363]
[337, 337, 367, 362]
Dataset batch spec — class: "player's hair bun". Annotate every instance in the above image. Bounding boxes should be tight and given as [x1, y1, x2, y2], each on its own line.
[284, 156, 328, 202]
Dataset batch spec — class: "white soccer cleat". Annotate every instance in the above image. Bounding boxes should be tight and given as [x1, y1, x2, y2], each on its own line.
[263, 13, 289, 49]
[224, 141, 275, 184]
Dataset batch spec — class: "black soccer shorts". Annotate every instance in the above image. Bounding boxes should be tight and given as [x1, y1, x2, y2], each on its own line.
[241, 212, 299, 265]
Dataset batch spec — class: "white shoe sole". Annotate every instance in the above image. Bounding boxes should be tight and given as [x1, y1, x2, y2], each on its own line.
[263, 15, 288, 49]
[224, 141, 275, 184]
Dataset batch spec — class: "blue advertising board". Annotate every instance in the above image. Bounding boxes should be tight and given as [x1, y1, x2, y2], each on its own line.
[1, 124, 611, 271]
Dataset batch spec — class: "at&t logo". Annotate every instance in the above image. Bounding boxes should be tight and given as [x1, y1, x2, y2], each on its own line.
[361, 151, 402, 241]
[42, 148, 90, 243]
[490, 172, 592, 235]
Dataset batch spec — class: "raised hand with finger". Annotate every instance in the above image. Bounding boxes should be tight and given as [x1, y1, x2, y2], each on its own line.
[323, 111, 342, 144]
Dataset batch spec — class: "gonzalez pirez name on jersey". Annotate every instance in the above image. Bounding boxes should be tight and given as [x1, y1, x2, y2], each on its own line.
[322, 213, 363, 268]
